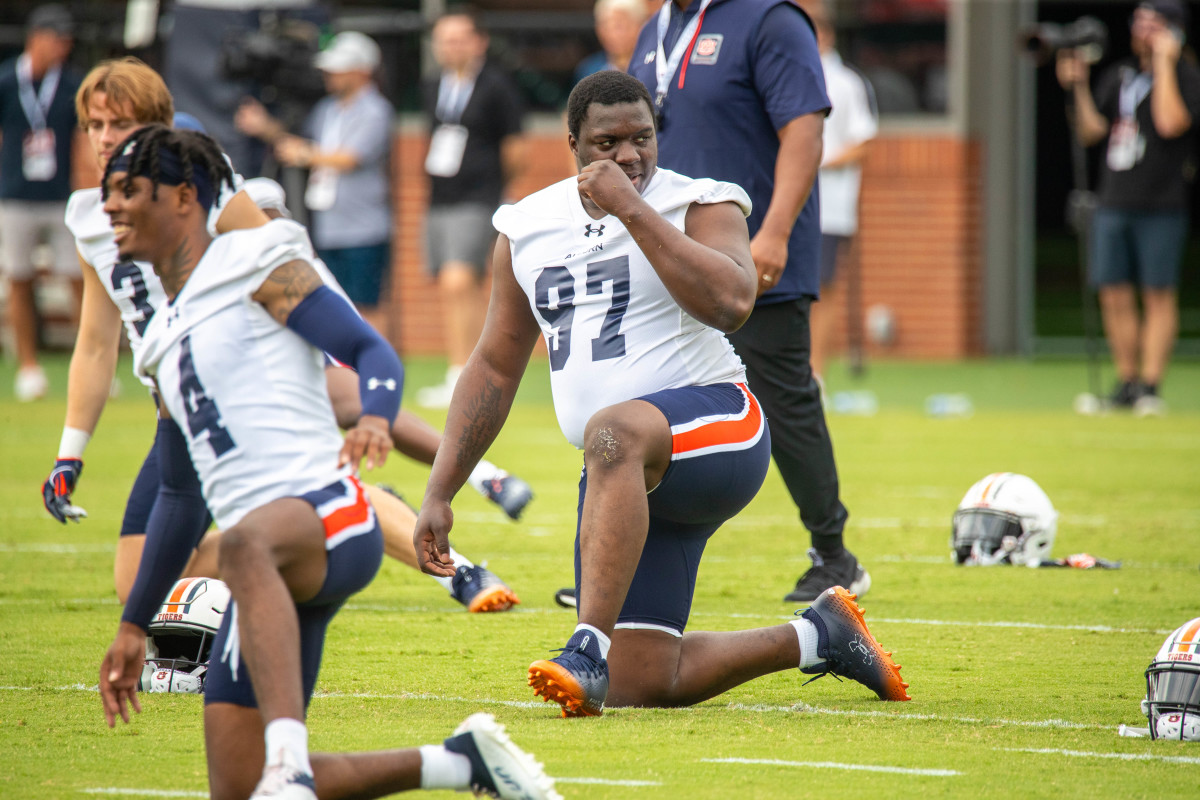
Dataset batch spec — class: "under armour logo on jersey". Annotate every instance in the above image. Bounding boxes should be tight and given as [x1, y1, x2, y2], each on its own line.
[643, 50, 656, 64]
[584, 224, 605, 238]
[367, 377, 397, 391]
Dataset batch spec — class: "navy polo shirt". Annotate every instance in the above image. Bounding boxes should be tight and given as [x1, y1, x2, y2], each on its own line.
[0, 58, 80, 202]
[629, 0, 829, 302]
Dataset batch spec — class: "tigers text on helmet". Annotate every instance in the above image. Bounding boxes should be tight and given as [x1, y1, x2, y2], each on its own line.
[951, 473, 1058, 567]
[138, 577, 230, 694]
[1143, 618, 1200, 741]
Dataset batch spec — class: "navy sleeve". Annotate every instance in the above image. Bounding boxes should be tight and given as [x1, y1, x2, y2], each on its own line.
[286, 285, 403, 423]
[121, 418, 212, 631]
[753, 3, 831, 131]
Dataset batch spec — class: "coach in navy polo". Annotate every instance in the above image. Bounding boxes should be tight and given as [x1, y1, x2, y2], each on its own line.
[629, 0, 871, 603]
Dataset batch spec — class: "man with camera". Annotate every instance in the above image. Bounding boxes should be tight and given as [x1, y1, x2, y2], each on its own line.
[1056, 0, 1200, 415]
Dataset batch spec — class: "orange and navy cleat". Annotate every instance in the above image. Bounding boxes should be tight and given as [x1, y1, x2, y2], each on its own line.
[451, 564, 520, 613]
[799, 586, 910, 701]
[528, 631, 609, 717]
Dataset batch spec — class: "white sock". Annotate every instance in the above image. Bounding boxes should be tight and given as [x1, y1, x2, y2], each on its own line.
[264, 717, 312, 774]
[574, 623, 611, 660]
[790, 619, 821, 669]
[467, 460, 502, 495]
[418, 744, 473, 790]
[433, 546, 473, 592]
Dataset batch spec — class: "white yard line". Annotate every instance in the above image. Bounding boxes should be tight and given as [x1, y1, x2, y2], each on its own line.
[0, 542, 116, 553]
[703, 757, 960, 776]
[82, 790, 208, 798]
[1, 685, 1112, 733]
[556, 777, 662, 786]
[1001, 747, 1200, 765]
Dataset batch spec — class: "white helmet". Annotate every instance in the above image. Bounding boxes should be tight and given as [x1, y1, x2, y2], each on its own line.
[1143, 618, 1200, 741]
[138, 577, 230, 694]
[951, 473, 1058, 567]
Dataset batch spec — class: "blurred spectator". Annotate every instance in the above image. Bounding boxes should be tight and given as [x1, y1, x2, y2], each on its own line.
[574, 0, 656, 83]
[417, 8, 524, 408]
[1056, 0, 1200, 414]
[237, 32, 394, 322]
[803, 0, 878, 380]
[165, 1, 329, 180]
[0, 4, 85, 401]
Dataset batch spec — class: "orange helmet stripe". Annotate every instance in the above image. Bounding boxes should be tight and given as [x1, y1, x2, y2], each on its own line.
[1176, 619, 1200, 653]
[164, 577, 200, 613]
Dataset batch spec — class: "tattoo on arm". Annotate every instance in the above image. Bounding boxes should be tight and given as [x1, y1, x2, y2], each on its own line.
[260, 260, 324, 325]
[455, 378, 504, 474]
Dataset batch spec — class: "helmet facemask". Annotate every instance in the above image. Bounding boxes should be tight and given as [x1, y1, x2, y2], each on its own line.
[1145, 661, 1200, 741]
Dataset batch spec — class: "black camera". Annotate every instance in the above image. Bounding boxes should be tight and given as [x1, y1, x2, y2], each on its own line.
[220, 14, 326, 121]
[1019, 16, 1108, 65]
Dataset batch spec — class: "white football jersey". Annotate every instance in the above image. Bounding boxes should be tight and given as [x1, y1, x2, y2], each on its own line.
[65, 170, 244, 388]
[136, 219, 350, 530]
[493, 168, 751, 448]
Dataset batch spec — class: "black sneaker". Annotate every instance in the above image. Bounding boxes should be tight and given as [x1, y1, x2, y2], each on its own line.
[799, 586, 910, 701]
[784, 548, 871, 603]
[553, 587, 577, 609]
[1109, 380, 1142, 409]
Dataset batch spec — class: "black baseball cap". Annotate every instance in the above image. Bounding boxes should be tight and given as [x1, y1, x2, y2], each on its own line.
[27, 4, 74, 37]
[1137, 0, 1189, 29]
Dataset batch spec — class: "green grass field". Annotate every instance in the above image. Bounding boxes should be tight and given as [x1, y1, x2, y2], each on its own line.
[2, 354, 1199, 799]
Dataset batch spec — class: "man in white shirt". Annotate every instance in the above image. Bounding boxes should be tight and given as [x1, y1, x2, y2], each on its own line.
[804, 0, 878, 380]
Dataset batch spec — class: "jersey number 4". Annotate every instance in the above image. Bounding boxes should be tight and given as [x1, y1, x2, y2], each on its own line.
[178, 335, 236, 457]
[534, 255, 629, 371]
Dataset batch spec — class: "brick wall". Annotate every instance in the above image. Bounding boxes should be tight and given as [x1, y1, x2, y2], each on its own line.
[387, 130, 983, 359]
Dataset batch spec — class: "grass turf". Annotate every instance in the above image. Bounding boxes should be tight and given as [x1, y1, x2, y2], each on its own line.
[1, 354, 1198, 798]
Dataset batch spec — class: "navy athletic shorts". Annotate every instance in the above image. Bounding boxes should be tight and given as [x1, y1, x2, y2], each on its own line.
[572, 382, 771, 636]
[204, 475, 384, 708]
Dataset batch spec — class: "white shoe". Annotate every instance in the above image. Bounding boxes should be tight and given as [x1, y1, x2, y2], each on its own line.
[443, 713, 562, 800]
[249, 750, 317, 800]
[15, 365, 48, 402]
[416, 380, 455, 408]
[1133, 393, 1167, 417]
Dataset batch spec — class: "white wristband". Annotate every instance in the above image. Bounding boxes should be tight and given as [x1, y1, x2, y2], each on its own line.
[58, 427, 92, 460]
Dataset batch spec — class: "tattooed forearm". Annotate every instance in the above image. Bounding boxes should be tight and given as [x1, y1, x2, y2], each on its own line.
[260, 260, 325, 324]
[454, 378, 505, 474]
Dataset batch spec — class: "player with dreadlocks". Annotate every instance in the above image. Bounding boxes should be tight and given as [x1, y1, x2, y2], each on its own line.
[101, 125, 234, 213]
[45, 58, 521, 615]
[97, 124, 561, 800]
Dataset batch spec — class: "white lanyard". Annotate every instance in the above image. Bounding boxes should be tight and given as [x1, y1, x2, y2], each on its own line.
[16, 54, 61, 132]
[654, 0, 713, 108]
[436, 72, 476, 124]
[1118, 67, 1153, 120]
